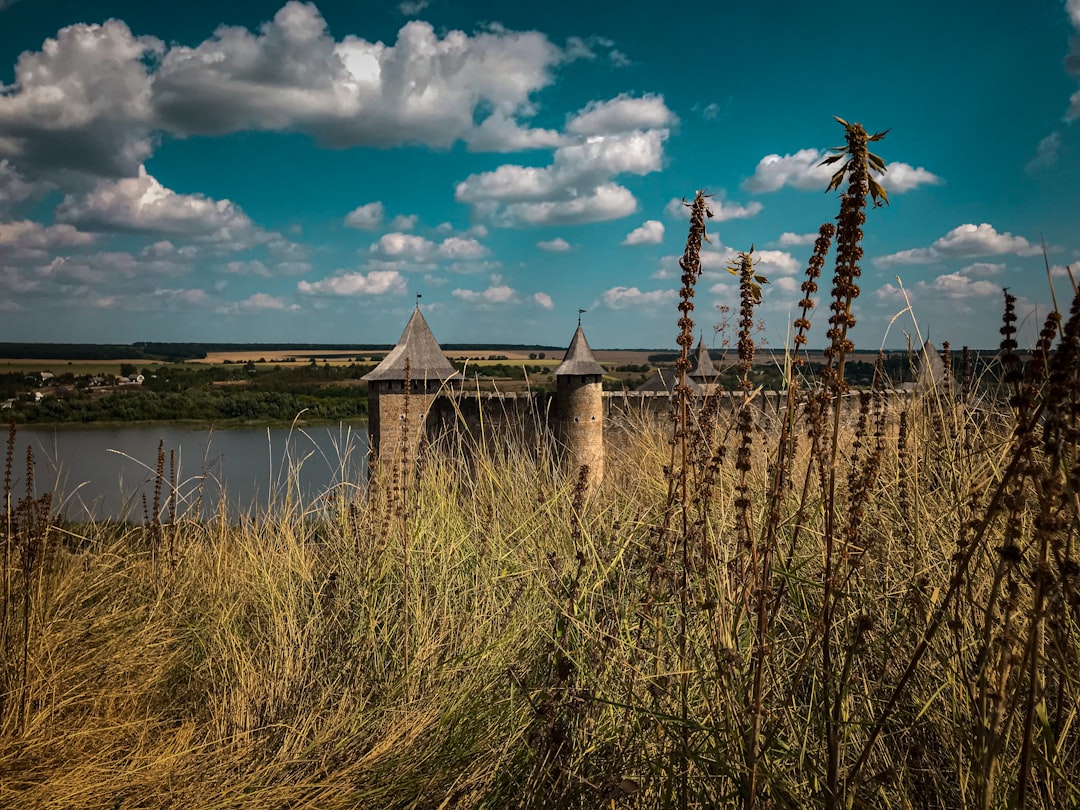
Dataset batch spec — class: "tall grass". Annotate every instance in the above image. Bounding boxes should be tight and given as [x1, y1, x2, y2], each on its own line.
[1, 119, 1078, 808]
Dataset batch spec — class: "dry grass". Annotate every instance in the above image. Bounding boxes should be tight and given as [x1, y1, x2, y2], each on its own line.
[1, 120, 1077, 808]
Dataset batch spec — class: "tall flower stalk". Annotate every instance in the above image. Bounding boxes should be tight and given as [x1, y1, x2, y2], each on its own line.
[817, 117, 889, 809]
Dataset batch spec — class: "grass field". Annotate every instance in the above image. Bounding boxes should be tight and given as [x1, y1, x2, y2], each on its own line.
[2, 132, 1077, 808]
[0, 360, 152, 376]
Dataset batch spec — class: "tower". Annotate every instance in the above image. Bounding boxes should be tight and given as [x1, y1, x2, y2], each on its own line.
[362, 305, 459, 463]
[553, 322, 605, 489]
[688, 336, 719, 391]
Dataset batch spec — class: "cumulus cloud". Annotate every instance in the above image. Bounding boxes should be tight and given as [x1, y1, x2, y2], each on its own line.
[533, 291, 554, 309]
[0, 19, 163, 179]
[742, 148, 940, 195]
[537, 237, 572, 252]
[370, 232, 435, 258]
[457, 129, 666, 203]
[776, 231, 817, 247]
[488, 183, 639, 227]
[0, 4, 571, 183]
[453, 281, 518, 304]
[565, 93, 676, 135]
[224, 260, 271, 277]
[389, 213, 418, 231]
[437, 236, 487, 259]
[875, 223, 1042, 267]
[237, 292, 299, 311]
[55, 166, 258, 245]
[0, 220, 95, 260]
[960, 261, 1005, 276]
[368, 232, 487, 261]
[345, 201, 384, 230]
[622, 219, 664, 245]
[0, 160, 44, 215]
[665, 194, 762, 223]
[751, 249, 799, 276]
[456, 95, 673, 227]
[154, 287, 209, 305]
[298, 269, 406, 295]
[598, 286, 673, 309]
[152, 4, 564, 152]
[875, 272, 1000, 302]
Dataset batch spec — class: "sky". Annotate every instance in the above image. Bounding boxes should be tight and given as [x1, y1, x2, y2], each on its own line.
[0, 0, 1078, 351]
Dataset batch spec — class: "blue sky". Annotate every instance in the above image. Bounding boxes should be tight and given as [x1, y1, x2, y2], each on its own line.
[0, 0, 1078, 350]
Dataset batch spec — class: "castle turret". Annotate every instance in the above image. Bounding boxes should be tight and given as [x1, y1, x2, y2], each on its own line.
[363, 306, 459, 462]
[553, 323, 605, 489]
[688, 337, 719, 390]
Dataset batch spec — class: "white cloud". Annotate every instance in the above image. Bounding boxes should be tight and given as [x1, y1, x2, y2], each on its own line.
[876, 272, 1000, 302]
[537, 237, 572, 252]
[437, 236, 487, 259]
[777, 231, 817, 247]
[960, 261, 1005, 276]
[875, 223, 1042, 267]
[456, 96, 673, 226]
[928, 273, 1000, 298]
[298, 269, 406, 296]
[389, 213, 418, 231]
[368, 232, 487, 262]
[224, 260, 271, 277]
[370, 232, 435, 258]
[751, 249, 799, 276]
[55, 166, 257, 244]
[1026, 132, 1062, 173]
[453, 282, 518, 304]
[533, 291, 554, 309]
[457, 129, 667, 204]
[398, 0, 429, 15]
[598, 286, 673, 309]
[622, 219, 664, 246]
[153, 6, 564, 153]
[0, 20, 162, 180]
[743, 148, 940, 195]
[882, 164, 942, 193]
[0, 160, 43, 214]
[697, 101, 722, 120]
[742, 149, 832, 193]
[238, 292, 299, 311]
[492, 183, 638, 227]
[0, 3, 570, 180]
[154, 287, 208, 305]
[664, 194, 762, 223]
[345, 201, 384, 230]
[565, 93, 676, 136]
[0, 220, 95, 256]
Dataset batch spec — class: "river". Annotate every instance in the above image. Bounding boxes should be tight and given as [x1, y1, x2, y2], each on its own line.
[5, 424, 369, 521]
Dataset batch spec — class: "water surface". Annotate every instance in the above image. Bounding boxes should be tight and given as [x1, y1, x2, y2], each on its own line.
[7, 424, 369, 521]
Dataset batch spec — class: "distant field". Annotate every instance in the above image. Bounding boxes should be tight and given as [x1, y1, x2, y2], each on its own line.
[0, 360, 151, 376]
[195, 350, 385, 365]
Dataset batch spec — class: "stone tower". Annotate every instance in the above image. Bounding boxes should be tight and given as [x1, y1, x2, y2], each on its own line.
[688, 336, 719, 391]
[553, 323, 605, 488]
[362, 305, 459, 463]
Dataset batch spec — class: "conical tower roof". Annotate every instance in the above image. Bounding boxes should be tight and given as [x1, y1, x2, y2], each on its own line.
[553, 324, 605, 376]
[363, 307, 460, 382]
[689, 337, 717, 381]
[914, 339, 946, 392]
[636, 367, 704, 394]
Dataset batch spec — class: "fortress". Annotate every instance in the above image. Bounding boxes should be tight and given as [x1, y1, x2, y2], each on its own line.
[362, 307, 947, 488]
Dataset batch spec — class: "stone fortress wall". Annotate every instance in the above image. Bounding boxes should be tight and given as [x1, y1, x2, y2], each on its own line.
[364, 307, 947, 487]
